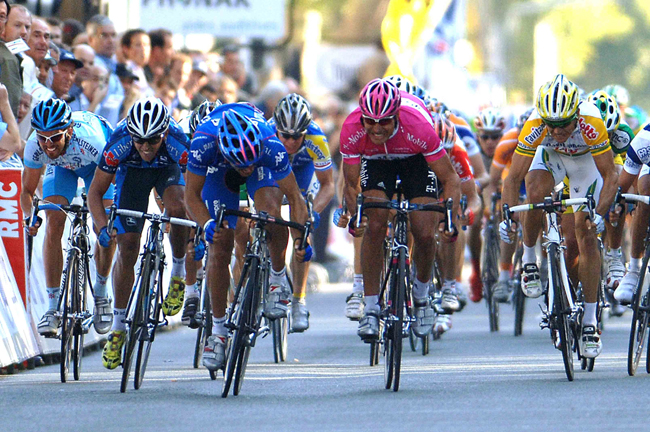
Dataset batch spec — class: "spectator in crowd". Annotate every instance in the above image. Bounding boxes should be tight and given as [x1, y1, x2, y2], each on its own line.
[170, 53, 193, 112]
[17, 91, 31, 124]
[212, 73, 238, 104]
[36, 43, 58, 86]
[220, 44, 257, 97]
[0, 0, 22, 116]
[185, 59, 208, 108]
[24, 17, 51, 91]
[86, 14, 123, 125]
[3, 3, 30, 44]
[154, 76, 178, 116]
[255, 80, 289, 119]
[62, 18, 84, 47]
[31, 50, 82, 104]
[69, 64, 109, 113]
[121, 28, 153, 97]
[45, 17, 62, 45]
[115, 62, 140, 120]
[191, 82, 218, 107]
[145, 28, 173, 84]
[69, 43, 95, 99]
[71, 32, 88, 47]
[0, 83, 21, 164]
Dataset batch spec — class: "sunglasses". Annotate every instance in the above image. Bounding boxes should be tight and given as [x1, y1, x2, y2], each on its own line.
[480, 133, 502, 141]
[543, 117, 576, 130]
[362, 115, 395, 126]
[280, 131, 305, 140]
[36, 130, 67, 145]
[133, 134, 164, 145]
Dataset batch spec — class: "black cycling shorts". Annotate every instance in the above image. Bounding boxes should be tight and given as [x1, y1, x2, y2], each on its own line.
[359, 154, 439, 200]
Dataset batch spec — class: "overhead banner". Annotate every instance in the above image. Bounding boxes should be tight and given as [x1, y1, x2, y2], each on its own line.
[139, 0, 287, 39]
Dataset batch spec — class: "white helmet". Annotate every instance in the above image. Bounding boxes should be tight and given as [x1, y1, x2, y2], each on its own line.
[127, 97, 170, 139]
[474, 107, 506, 132]
[385, 75, 414, 94]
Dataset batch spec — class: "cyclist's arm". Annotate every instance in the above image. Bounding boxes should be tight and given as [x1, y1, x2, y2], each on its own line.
[469, 152, 489, 190]
[313, 168, 335, 214]
[428, 156, 461, 218]
[276, 171, 309, 240]
[593, 149, 618, 215]
[20, 166, 43, 217]
[502, 152, 532, 212]
[185, 171, 211, 227]
[462, 179, 481, 218]
[88, 169, 115, 231]
[342, 162, 361, 217]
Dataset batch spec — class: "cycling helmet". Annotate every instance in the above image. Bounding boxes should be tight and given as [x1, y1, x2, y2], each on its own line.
[218, 109, 263, 168]
[587, 90, 620, 133]
[474, 107, 506, 132]
[385, 75, 414, 95]
[536, 74, 579, 121]
[410, 84, 431, 106]
[273, 93, 312, 134]
[516, 107, 535, 131]
[428, 97, 449, 116]
[127, 97, 170, 139]
[433, 114, 457, 150]
[603, 84, 630, 107]
[189, 100, 222, 135]
[359, 78, 401, 120]
[31, 98, 73, 132]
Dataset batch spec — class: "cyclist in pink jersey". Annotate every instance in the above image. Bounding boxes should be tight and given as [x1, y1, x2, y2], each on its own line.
[338, 78, 461, 341]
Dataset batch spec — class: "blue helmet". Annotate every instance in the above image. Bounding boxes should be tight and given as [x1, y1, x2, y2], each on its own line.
[189, 99, 222, 136]
[410, 84, 431, 106]
[218, 109, 264, 167]
[31, 98, 73, 132]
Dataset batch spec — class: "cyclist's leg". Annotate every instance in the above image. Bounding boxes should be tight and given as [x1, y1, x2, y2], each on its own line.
[604, 161, 626, 291]
[158, 166, 189, 316]
[467, 201, 484, 301]
[615, 169, 650, 303]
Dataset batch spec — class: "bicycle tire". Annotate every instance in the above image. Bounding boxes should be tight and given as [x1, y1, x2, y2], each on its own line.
[513, 243, 525, 337]
[628, 250, 650, 376]
[421, 334, 429, 356]
[408, 327, 419, 351]
[73, 256, 88, 381]
[370, 339, 380, 366]
[484, 226, 500, 332]
[194, 281, 212, 371]
[120, 254, 149, 393]
[223, 258, 257, 398]
[550, 244, 574, 381]
[272, 317, 288, 363]
[134, 261, 163, 390]
[60, 252, 76, 383]
[383, 260, 397, 389]
[391, 248, 406, 392]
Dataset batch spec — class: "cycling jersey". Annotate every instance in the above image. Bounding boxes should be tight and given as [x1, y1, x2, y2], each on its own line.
[98, 117, 189, 174]
[492, 128, 519, 172]
[623, 123, 650, 176]
[448, 112, 481, 157]
[340, 92, 445, 164]
[269, 119, 332, 171]
[610, 121, 634, 155]
[448, 143, 473, 182]
[24, 111, 113, 170]
[516, 102, 610, 158]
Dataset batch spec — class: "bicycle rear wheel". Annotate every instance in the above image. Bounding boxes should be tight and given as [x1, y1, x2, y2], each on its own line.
[550, 244, 574, 381]
[628, 251, 650, 376]
[120, 255, 149, 393]
[134, 262, 163, 390]
[60, 253, 76, 383]
[73, 256, 87, 381]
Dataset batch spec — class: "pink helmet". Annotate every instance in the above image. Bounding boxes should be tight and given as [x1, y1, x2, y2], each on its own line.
[359, 78, 402, 120]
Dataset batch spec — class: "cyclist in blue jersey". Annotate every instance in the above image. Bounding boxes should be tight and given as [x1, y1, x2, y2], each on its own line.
[20, 98, 117, 337]
[269, 93, 335, 332]
[88, 97, 192, 370]
[185, 102, 310, 372]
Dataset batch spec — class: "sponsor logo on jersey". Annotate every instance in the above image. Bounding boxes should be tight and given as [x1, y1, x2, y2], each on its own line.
[347, 129, 366, 146]
[75, 138, 99, 158]
[275, 152, 285, 166]
[406, 133, 428, 149]
[104, 150, 119, 167]
[578, 117, 599, 140]
[523, 124, 545, 145]
[191, 149, 202, 162]
[179, 150, 188, 165]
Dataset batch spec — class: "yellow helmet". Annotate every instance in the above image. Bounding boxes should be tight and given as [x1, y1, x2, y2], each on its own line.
[536, 74, 579, 121]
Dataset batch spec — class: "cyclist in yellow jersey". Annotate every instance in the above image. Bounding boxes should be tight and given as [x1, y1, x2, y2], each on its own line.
[500, 74, 618, 359]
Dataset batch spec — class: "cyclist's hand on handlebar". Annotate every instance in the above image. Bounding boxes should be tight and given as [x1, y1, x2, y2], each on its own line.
[24, 216, 42, 237]
[203, 219, 229, 244]
[499, 220, 517, 244]
[438, 220, 458, 242]
[193, 239, 206, 261]
[348, 214, 368, 237]
[98, 226, 116, 248]
[293, 238, 313, 263]
[608, 203, 624, 225]
[586, 213, 605, 234]
[457, 208, 475, 228]
[333, 207, 349, 228]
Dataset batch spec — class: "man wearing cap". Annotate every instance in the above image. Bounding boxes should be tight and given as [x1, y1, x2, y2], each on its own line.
[31, 50, 83, 104]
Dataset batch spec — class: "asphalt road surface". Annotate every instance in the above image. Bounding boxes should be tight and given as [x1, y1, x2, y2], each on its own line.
[2, 284, 648, 432]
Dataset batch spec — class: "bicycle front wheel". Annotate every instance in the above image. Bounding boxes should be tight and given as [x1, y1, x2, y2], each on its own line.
[388, 248, 406, 392]
[73, 256, 88, 381]
[628, 251, 650, 376]
[60, 252, 76, 383]
[134, 260, 163, 390]
[483, 226, 500, 332]
[550, 244, 574, 381]
[512, 244, 525, 337]
[272, 317, 288, 363]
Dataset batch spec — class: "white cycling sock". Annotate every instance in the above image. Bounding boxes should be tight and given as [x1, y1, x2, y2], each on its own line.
[94, 273, 109, 298]
[629, 257, 642, 273]
[413, 278, 429, 301]
[212, 315, 227, 336]
[171, 255, 186, 279]
[364, 295, 379, 314]
[184, 283, 199, 299]
[499, 270, 510, 282]
[46, 287, 60, 310]
[270, 267, 287, 285]
[352, 274, 364, 293]
[523, 245, 537, 265]
[583, 302, 597, 327]
[112, 308, 126, 331]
